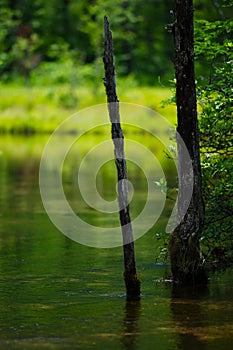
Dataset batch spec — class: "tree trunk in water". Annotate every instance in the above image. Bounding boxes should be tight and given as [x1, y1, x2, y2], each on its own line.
[103, 16, 141, 299]
[169, 0, 207, 285]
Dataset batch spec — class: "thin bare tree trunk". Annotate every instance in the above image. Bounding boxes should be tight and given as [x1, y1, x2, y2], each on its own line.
[211, 0, 226, 20]
[103, 16, 140, 299]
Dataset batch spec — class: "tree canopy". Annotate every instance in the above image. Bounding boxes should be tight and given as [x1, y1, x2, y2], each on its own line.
[1, 0, 232, 84]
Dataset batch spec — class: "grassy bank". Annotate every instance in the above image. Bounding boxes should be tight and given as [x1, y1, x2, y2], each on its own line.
[0, 81, 176, 134]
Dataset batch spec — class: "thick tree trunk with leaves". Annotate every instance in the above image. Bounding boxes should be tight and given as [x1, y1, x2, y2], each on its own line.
[103, 16, 141, 299]
[169, 0, 207, 284]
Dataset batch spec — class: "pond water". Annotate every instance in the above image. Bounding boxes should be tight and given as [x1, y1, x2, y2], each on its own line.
[0, 135, 233, 350]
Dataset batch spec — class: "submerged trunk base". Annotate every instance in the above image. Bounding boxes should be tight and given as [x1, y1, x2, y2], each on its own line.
[124, 272, 141, 300]
[170, 233, 208, 285]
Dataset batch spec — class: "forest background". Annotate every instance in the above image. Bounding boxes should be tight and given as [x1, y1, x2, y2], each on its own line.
[0, 0, 232, 267]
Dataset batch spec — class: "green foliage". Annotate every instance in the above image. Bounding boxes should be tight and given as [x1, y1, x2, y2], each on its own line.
[1, 0, 233, 84]
[195, 16, 233, 260]
[0, 0, 175, 84]
[0, 7, 18, 78]
[159, 5, 233, 266]
[0, 83, 175, 134]
[154, 178, 168, 197]
[57, 88, 78, 109]
[155, 231, 170, 262]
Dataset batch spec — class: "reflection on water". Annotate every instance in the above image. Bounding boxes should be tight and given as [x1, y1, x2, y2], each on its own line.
[0, 136, 233, 349]
[121, 300, 141, 350]
[170, 282, 233, 350]
[171, 285, 209, 350]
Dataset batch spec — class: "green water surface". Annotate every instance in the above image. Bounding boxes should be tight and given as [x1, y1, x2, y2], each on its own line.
[0, 136, 232, 350]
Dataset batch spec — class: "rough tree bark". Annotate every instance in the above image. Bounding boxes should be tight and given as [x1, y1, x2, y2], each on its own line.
[103, 16, 141, 299]
[169, 0, 207, 285]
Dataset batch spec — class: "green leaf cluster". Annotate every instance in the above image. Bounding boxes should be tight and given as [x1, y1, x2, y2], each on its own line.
[195, 15, 233, 259]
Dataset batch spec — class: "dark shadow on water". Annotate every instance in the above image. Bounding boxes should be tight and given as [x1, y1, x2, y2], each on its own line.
[171, 284, 209, 350]
[121, 299, 141, 350]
